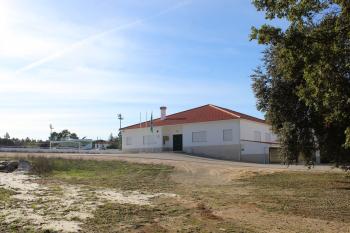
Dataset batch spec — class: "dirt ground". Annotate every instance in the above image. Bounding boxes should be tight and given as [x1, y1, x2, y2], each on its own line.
[0, 152, 339, 185]
[0, 152, 348, 233]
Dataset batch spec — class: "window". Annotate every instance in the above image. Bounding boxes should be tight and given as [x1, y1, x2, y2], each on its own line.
[143, 135, 156, 145]
[265, 133, 271, 142]
[223, 129, 233, 142]
[254, 131, 261, 142]
[163, 136, 169, 145]
[126, 137, 132, 145]
[192, 131, 207, 142]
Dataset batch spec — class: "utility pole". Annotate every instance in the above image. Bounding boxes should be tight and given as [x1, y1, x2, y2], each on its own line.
[117, 114, 124, 150]
[117, 114, 123, 130]
[49, 124, 54, 149]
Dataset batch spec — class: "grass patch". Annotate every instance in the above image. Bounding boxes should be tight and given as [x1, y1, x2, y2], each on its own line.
[242, 172, 350, 222]
[30, 156, 54, 175]
[0, 188, 15, 203]
[35, 158, 174, 192]
[2, 155, 349, 232]
[81, 200, 255, 233]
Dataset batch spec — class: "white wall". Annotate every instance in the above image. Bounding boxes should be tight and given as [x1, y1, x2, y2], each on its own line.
[162, 125, 183, 149]
[122, 127, 162, 150]
[122, 119, 278, 158]
[241, 140, 271, 155]
[239, 119, 277, 143]
[182, 120, 240, 147]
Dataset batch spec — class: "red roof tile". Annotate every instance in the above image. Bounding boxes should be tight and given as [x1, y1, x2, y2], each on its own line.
[121, 104, 266, 130]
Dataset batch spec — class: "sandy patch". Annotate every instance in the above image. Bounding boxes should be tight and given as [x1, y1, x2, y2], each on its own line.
[96, 190, 177, 205]
[216, 207, 350, 233]
[0, 172, 177, 233]
[42, 221, 81, 233]
[0, 172, 43, 192]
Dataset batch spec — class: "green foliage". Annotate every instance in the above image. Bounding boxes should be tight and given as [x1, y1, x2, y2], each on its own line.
[49, 129, 79, 141]
[0, 188, 15, 202]
[251, 0, 350, 164]
[0, 136, 46, 147]
[37, 158, 173, 192]
[4, 132, 10, 139]
[243, 171, 350, 222]
[30, 157, 54, 175]
[106, 133, 121, 149]
[345, 127, 350, 149]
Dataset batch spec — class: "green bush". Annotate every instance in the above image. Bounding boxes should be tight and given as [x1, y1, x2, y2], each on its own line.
[30, 157, 53, 175]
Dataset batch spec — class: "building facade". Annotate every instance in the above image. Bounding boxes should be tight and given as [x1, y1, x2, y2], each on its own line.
[121, 104, 278, 163]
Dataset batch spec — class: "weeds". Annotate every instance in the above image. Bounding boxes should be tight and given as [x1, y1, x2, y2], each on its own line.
[241, 172, 350, 222]
[29, 156, 53, 175]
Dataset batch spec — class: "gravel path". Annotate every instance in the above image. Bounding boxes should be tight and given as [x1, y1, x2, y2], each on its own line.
[0, 152, 340, 185]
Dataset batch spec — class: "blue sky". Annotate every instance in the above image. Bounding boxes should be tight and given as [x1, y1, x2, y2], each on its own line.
[0, 0, 278, 140]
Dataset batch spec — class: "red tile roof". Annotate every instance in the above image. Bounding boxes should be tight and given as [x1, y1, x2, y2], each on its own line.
[121, 104, 266, 130]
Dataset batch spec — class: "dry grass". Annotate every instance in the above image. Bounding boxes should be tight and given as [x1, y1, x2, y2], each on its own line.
[0, 155, 349, 233]
[241, 172, 350, 222]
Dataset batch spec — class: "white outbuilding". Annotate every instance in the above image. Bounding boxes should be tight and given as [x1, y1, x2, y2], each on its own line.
[121, 104, 279, 163]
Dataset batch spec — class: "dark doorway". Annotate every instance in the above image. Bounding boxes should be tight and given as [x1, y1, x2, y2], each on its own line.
[173, 134, 183, 151]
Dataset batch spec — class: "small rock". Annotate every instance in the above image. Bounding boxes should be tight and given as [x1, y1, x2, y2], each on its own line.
[18, 160, 32, 172]
[0, 160, 19, 173]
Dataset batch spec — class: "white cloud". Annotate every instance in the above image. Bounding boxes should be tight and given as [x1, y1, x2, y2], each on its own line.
[0, 1, 66, 61]
[0, 0, 258, 140]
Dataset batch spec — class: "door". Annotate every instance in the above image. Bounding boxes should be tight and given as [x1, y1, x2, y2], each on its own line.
[269, 147, 282, 164]
[173, 134, 183, 151]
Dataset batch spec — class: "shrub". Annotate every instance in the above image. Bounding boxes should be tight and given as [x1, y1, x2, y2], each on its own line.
[30, 157, 53, 175]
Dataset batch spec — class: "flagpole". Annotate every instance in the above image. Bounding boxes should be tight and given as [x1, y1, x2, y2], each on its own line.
[146, 112, 148, 128]
[139, 112, 141, 128]
[150, 112, 153, 133]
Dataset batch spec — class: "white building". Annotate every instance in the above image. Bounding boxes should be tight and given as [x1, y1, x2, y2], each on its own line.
[121, 104, 279, 163]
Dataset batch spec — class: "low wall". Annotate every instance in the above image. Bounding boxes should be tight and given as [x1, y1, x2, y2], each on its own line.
[183, 144, 241, 161]
[122, 147, 163, 153]
[0, 148, 122, 154]
[183, 145, 269, 164]
[240, 153, 269, 164]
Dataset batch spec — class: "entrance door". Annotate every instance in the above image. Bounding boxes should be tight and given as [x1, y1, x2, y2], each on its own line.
[173, 134, 183, 151]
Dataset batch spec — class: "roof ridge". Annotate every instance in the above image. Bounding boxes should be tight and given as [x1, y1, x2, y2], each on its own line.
[163, 104, 211, 118]
[121, 104, 212, 130]
[121, 104, 267, 130]
[218, 106, 266, 123]
[209, 104, 241, 118]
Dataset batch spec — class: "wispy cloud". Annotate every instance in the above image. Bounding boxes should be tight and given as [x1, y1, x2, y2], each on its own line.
[0, 0, 264, 139]
[15, 0, 192, 75]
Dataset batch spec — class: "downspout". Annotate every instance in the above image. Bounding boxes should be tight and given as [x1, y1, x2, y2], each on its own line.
[238, 119, 241, 162]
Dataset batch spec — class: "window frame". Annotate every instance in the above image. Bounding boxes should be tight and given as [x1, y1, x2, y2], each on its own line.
[264, 133, 271, 142]
[254, 131, 261, 142]
[192, 131, 207, 143]
[126, 137, 132, 145]
[223, 129, 233, 142]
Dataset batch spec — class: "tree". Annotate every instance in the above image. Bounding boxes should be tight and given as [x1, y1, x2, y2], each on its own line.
[107, 132, 121, 149]
[108, 133, 114, 142]
[4, 132, 10, 139]
[251, 0, 350, 164]
[49, 132, 59, 141]
[70, 133, 79, 140]
[58, 130, 71, 140]
[50, 130, 79, 141]
[118, 131, 122, 150]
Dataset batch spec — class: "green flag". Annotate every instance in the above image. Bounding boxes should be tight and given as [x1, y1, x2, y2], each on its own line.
[150, 112, 153, 133]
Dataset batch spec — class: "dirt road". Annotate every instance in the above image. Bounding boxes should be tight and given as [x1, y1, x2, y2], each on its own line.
[0, 152, 339, 185]
[1, 152, 348, 233]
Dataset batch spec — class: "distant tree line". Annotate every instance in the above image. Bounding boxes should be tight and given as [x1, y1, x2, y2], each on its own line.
[0, 129, 80, 148]
[0, 132, 48, 147]
[106, 133, 121, 149]
[0, 130, 122, 149]
[49, 129, 79, 141]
